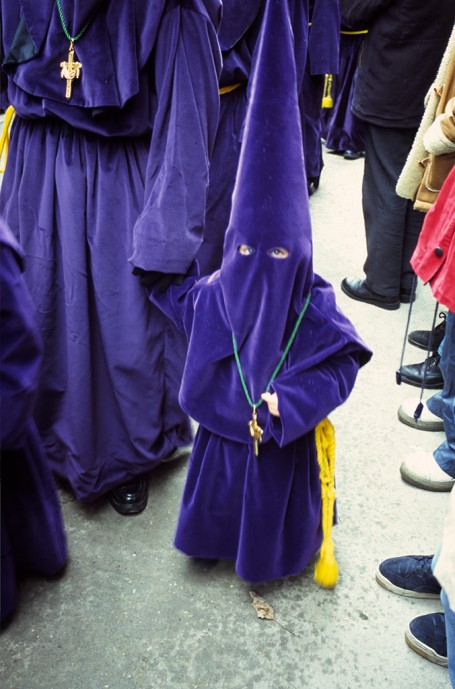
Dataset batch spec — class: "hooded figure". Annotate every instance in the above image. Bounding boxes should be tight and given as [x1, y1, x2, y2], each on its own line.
[149, 0, 372, 584]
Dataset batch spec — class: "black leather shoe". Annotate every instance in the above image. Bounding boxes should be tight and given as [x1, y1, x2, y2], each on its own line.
[341, 277, 400, 310]
[408, 313, 446, 351]
[398, 354, 444, 389]
[343, 149, 363, 160]
[108, 476, 148, 515]
[400, 288, 416, 304]
[308, 176, 320, 196]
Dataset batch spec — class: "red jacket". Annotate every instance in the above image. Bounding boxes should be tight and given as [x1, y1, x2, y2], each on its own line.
[411, 164, 455, 312]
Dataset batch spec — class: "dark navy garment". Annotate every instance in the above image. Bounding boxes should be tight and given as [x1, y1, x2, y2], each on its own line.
[340, 0, 455, 128]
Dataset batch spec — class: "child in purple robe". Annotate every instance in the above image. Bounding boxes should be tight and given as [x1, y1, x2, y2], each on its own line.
[149, 0, 371, 585]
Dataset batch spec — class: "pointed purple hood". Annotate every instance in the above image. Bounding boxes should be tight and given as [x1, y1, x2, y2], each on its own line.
[219, 0, 314, 399]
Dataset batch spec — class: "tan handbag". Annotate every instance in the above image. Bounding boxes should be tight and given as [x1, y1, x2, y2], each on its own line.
[414, 150, 455, 211]
[414, 52, 455, 211]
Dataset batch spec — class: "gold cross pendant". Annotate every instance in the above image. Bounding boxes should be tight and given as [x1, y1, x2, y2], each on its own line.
[248, 406, 263, 457]
[60, 40, 82, 100]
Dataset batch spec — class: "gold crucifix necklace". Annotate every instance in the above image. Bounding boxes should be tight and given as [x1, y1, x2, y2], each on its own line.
[232, 291, 311, 457]
[56, 0, 103, 100]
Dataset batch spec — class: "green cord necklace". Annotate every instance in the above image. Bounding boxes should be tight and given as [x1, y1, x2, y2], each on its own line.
[232, 290, 311, 456]
[56, 0, 103, 99]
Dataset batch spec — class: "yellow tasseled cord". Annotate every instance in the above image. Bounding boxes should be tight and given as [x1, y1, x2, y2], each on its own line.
[314, 417, 339, 589]
[219, 83, 242, 95]
[0, 105, 15, 173]
[321, 74, 333, 109]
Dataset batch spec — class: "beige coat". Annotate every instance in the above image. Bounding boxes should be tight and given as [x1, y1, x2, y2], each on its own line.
[396, 25, 455, 208]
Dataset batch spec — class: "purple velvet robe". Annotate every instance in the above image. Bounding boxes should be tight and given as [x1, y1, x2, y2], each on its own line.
[1, 220, 67, 622]
[301, 0, 341, 181]
[150, 0, 371, 585]
[150, 272, 371, 583]
[0, 1, 222, 500]
[322, 29, 366, 153]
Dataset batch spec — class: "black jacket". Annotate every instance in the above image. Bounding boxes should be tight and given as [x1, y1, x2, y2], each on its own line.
[340, 0, 455, 127]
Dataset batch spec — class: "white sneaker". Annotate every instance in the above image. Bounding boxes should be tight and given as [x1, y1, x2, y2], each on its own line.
[398, 398, 444, 432]
[400, 450, 455, 492]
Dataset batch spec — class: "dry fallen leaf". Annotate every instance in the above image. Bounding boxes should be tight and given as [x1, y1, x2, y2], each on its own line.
[249, 591, 275, 620]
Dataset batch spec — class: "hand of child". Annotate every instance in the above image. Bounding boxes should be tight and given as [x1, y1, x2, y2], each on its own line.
[261, 392, 280, 417]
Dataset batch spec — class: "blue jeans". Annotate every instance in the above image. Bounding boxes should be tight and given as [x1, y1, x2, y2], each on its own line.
[442, 589, 455, 687]
[433, 552, 455, 686]
[427, 311, 455, 478]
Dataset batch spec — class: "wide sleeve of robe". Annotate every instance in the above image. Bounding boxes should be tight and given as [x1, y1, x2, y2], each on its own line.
[130, 2, 223, 272]
[269, 350, 360, 445]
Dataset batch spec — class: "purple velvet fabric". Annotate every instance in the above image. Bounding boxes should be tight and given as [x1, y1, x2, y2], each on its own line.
[151, 270, 370, 583]
[218, 0, 313, 391]
[0, 1, 222, 500]
[1, 219, 67, 623]
[307, 0, 340, 76]
[322, 31, 366, 153]
[197, 0, 310, 276]
[149, 0, 372, 583]
[301, 0, 341, 181]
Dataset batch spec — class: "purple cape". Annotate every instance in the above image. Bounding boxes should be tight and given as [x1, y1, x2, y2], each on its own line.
[0, 0, 222, 500]
[1, 219, 67, 622]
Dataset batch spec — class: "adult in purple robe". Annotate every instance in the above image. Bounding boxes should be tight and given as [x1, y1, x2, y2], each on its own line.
[301, 0, 340, 195]
[321, 26, 367, 157]
[0, 1, 222, 513]
[1, 219, 67, 623]
[149, 0, 372, 583]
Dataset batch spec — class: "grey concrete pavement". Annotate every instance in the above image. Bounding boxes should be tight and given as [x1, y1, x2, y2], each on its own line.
[1, 146, 450, 689]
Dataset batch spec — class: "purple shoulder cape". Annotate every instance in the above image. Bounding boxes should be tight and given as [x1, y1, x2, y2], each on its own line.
[150, 270, 372, 447]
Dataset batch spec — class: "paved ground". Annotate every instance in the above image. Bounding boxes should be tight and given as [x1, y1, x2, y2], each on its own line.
[0, 145, 450, 689]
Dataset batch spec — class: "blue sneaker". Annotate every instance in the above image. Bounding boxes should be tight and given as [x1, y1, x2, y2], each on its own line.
[405, 613, 448, 667]
[375, 555, 441, 598]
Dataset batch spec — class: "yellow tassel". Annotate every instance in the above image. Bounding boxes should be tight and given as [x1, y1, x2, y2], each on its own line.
[219, 83, 242, 95]
[314, 418, 338, 589]
[0, 105, 16, 174]
[321, 75, 333, 109]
